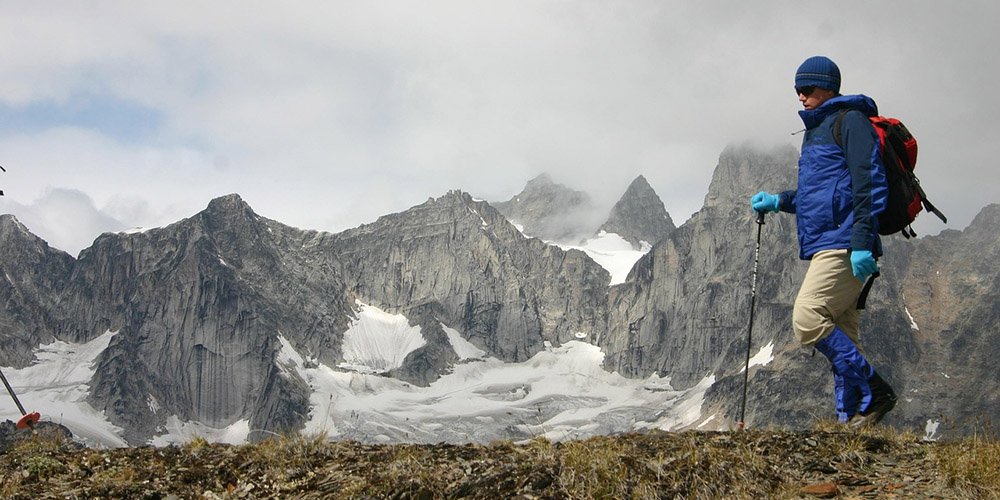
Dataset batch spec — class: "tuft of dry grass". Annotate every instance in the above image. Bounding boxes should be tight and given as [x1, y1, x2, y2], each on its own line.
[1, 423, 999, 498]
[558, 435, 645, 498]
[935, 433, 1000, 498]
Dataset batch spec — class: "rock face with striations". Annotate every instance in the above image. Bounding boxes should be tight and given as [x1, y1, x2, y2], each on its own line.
[0, 191, 611, 443]
[66, 195, 354, 443]
[600, 175, 676, 249]
[325, 190, 610, 375]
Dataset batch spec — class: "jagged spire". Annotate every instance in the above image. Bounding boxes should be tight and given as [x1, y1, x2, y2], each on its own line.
[600, 175, 675, 249]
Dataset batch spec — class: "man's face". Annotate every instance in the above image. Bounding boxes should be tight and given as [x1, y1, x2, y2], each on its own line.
[797, 86, 837, 110]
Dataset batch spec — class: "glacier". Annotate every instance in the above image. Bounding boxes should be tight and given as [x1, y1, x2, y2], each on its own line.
[3, 303, 774, 446]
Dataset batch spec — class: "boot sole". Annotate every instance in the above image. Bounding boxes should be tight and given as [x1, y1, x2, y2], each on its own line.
[850, 397, 897, 428]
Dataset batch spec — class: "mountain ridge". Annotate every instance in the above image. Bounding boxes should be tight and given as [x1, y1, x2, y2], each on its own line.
[0, 145, 994, 444]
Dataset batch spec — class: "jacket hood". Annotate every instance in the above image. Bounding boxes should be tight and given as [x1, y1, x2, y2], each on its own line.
[799, 94, 878, 129]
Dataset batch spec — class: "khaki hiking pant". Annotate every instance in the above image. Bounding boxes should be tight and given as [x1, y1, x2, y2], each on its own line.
[793, 249, 865, 348]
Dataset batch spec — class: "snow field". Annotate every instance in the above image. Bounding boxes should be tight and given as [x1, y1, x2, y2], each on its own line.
[4, 302, 768, 446]
[338, 302, 427, 373]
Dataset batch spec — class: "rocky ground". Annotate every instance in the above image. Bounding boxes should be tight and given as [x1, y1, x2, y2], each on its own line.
[1, 420, 997, 499]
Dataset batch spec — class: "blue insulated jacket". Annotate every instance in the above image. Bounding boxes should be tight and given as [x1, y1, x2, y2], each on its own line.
[779, 94, 888, 260]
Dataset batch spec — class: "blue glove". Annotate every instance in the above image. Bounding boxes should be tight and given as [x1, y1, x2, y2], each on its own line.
[751, 191, 780, 213]
[850, 250, 878, 282]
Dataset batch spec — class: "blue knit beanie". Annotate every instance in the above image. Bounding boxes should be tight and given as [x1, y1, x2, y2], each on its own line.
[795, 56, 841, 93]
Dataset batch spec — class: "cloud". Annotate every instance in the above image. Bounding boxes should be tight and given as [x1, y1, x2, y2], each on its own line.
[0, 188, 127, 256]
[0, 1, 994, 252]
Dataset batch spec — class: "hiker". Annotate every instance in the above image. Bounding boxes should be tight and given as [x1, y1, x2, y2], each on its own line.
[750, 56, 897, 427]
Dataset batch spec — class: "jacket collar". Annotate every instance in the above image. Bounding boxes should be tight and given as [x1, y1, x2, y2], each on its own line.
[798, 94, 879, 129]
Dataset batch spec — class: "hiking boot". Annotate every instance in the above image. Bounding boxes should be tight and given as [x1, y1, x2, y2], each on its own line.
[850, 372, 897, 428]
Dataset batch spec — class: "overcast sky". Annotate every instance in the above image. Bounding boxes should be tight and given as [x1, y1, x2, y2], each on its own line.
[1, 1, 996, 255]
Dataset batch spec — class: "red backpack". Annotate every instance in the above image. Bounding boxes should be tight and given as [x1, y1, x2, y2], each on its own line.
[834, 111, 947, 238]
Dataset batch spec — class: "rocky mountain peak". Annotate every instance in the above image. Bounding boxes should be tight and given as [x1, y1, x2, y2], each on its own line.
[0, 214, 71, 262]
[357, 190, 493, 235]
[436, 189, 477, 207]
[1, 214, 45, 248]
[187, 194, 279, 258]
[624, 175, 653, 195]
[967, 203, 1000, 232]
[203, 193, 258, 224]
[938, 203, 1000, 256]
[515, 174, 587, 203]
[492, 174, 598, 242]
[600, 175, 675, 248]
[704, 144, 798, 209]
[522, 173, 556, 192]
[0, 213, 26, 232]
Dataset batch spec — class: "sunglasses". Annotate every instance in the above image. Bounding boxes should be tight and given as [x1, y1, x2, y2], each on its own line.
[796, 86, 817, 97]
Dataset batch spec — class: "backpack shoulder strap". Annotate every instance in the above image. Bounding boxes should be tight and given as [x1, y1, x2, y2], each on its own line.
[832, 109, 849, 148]
[856, 271, 879, 310]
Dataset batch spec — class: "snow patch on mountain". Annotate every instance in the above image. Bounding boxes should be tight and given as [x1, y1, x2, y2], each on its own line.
[338, 302, 427, 373]
[556, 231, 651, 285]
[507, 219, 650, 284]
[740, 341, 775, 373]
[442, 325, 487, 360]
[509, 221, 531, 239]
[905, 306, 920, 331]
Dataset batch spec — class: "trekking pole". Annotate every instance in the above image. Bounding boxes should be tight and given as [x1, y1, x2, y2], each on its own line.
[0, 366, 40, 429]
[737, 211, 766, 430]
